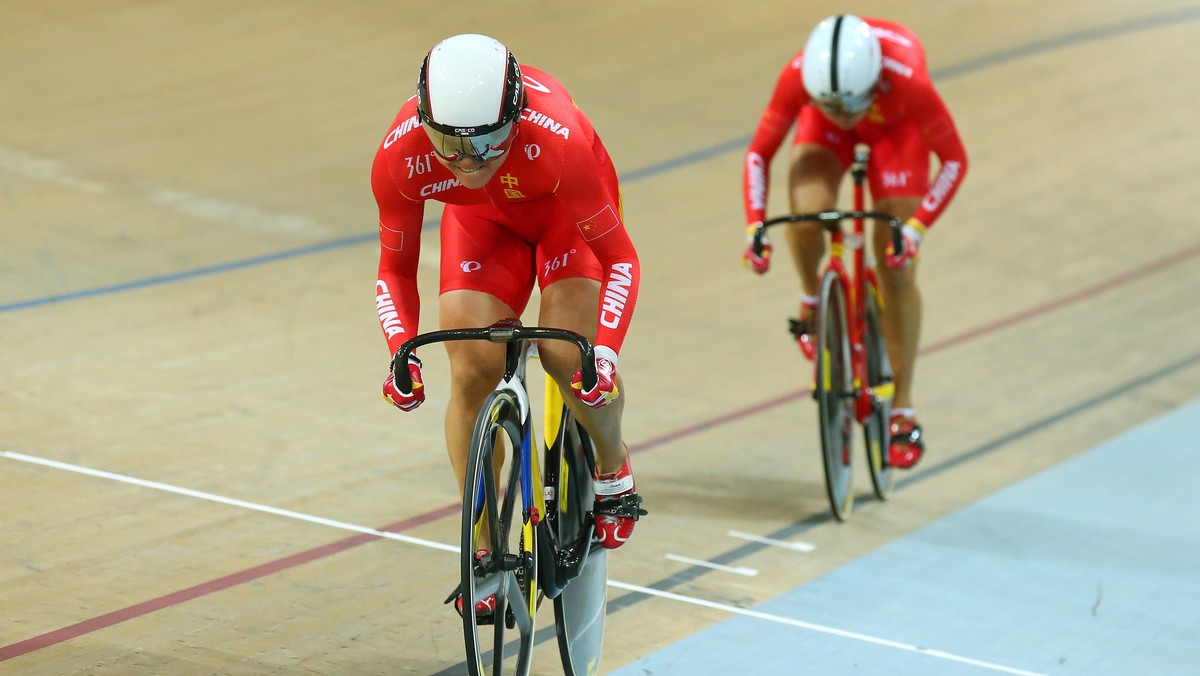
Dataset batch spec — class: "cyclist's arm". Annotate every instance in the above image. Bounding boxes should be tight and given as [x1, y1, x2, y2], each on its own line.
[744, 53, 807, 226]
[905, 77, 969, 229]
[371, 149, 426, 355]
[584, 221, 640, 356]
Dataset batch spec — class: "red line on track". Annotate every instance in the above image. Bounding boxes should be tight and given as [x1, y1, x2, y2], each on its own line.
[0, 505, 459, 661]
[3, 243, 1197, 661]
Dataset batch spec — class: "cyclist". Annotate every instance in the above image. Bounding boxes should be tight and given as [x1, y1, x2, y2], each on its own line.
[371, 34, 644, 612]
[740, 14, 968, 469]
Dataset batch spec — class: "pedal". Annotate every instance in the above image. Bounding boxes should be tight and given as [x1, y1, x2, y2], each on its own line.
[787, 317, 808, 340]
[445, 582, 497, 625]
[594, 493, 648, 520]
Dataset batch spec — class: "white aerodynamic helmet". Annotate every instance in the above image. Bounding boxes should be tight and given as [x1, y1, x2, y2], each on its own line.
[801, 15, 882, 115]
[416, 34, 525, 161]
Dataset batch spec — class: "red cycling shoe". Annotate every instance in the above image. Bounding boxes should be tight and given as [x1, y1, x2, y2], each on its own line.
[888, 414, 925, 469]
[593, 455, 646, 550]
[450, 550, 497, 622]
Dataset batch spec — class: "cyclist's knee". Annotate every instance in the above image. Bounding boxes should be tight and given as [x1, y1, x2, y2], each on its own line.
[785, 221, 827, 251]
[870, 196, 922, 259]
[878, 260, 918, 291]
[872, 196, 920, 221]
[446, 343, 505, 395]
[535, 340, 579, 385]
[790, 144, 843, 193]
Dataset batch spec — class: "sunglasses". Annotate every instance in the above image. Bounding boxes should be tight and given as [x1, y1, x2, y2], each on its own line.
[813, 89, 875, 117]
[423, 120, 518, 163]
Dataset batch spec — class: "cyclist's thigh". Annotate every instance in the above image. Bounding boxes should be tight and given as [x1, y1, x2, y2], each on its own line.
[536, 278, 602, 382]
[864, 124, 928, 263]
[790, 106, 854, 212]
[532, 203, 605, 295]
[437, 290, 515, 386]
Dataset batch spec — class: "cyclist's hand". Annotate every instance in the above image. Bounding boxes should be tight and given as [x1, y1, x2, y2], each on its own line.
[886, 218, 926, 269]
[742, 223, 771, 274]
[571, 346, 620, 409]
[382, 354, 425, 412]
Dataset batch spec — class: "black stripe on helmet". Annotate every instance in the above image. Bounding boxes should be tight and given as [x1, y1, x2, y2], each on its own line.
[829, 14, 845, 94]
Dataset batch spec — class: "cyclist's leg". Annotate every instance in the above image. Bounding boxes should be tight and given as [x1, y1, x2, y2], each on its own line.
[439, 290, 518, 491]
[536, 277, 626, 475]
[869, 212, 925, 469]
[532, 211, 642, 548]
[788, 107, 856, 293]
[865, 127, 929, 413]
[439, 205, 536, 497]
[867, 128, 929, 467]
[869, 198, 922, 408]
[539, 279, 641, 549]
[788, 108, 855, 356]
[786, 147, 838, 296]
[518, 196, 625, 476]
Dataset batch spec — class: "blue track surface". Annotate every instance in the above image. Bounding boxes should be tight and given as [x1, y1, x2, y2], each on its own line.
[612, 399, 1200, 675]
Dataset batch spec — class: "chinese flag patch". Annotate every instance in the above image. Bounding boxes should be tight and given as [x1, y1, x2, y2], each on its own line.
[576, 205, 620, 241]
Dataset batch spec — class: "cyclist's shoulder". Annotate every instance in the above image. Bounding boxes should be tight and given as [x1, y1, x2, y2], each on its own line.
[377, 96, 424, 155]
[866, 18, 928, 70]
[864, 17, 922, 46]
[520, 66, 594, 142]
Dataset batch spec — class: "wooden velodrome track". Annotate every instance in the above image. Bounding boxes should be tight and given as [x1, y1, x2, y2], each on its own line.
[3, 1, 1200, 673]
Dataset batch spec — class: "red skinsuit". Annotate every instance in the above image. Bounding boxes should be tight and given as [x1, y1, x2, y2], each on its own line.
[743, 18, 968, 229]
[372, 65, 640, 357]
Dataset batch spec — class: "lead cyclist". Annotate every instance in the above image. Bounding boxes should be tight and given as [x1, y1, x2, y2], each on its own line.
[371, 34, 647, 614]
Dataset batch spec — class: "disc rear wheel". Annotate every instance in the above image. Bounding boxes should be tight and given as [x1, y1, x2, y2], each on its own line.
[543, 405, 607, 675]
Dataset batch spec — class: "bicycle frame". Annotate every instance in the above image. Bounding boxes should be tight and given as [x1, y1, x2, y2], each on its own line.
[834, 155, 892, 423]
[391, 319, 602, 675]
[753, 149, 902, 518]
[752, 151, 901, 423]
[392, 320, 598, 527]
[538, 380, 599, 599]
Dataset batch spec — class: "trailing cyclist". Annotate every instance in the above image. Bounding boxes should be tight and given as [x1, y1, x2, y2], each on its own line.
[740, 15, 969, 469]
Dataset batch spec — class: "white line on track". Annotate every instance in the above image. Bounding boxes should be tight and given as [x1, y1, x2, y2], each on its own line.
[3, 449, 1047, 675]
[727, 529, 816, 552]
[608, 580, 1051, 676]
[0, 450, 456, 553]
[0, 145, 330, 236]
[665, 553, 759, 577]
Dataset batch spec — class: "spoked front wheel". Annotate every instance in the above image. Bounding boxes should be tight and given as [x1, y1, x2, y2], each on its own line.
[815, 269, 855, 521]
[863, 278, 896, 500]
[461, 390, 536, 676]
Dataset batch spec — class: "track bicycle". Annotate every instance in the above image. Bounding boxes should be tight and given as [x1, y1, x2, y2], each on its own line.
[750, 149, 902, 521]
[392, 318, 611, 675]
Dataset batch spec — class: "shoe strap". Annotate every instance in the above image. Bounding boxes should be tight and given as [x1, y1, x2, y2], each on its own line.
[595, 473, 634, 496]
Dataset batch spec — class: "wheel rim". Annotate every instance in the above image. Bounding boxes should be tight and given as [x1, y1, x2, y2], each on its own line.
[863, 285, 895, 500]
[462, 394, 536, 675]
[816, 275, 854, 521]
